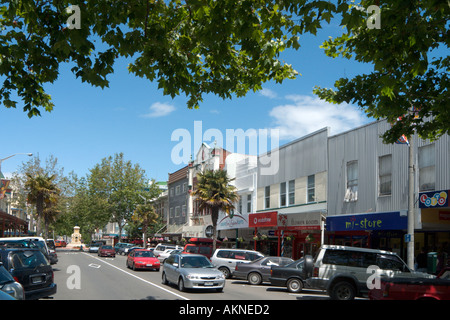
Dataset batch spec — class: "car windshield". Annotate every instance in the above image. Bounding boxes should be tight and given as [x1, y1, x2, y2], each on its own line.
[135, 251, 155, 258]
[286, 258, 304, 268]
[102, 246, 113, 250]
[10, 250, 49, 269]
[0, 266, 14, 285]
[180, 256, 214, 268]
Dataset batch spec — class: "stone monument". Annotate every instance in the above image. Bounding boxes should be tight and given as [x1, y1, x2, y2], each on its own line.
[67, 226, 82, 249]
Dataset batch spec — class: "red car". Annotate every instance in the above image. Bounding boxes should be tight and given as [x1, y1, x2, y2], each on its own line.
[126, 249, 160, 271]
[55, 240, 67, 247]
[98, 245, 116, 257]
[369, 268, 450, 300]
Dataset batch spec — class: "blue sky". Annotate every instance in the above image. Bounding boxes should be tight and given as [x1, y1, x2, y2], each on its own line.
[1, 21, 374, 182]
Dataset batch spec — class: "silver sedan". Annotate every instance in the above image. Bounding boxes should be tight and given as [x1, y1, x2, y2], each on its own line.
[162, 253, 225, 292]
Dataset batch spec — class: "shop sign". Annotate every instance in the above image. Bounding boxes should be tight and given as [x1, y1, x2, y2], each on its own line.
[419, 190, 449, 208]
[278, 212, 321, 230]
[439, 211, 450, 220]
[326, 211, 407, 232]
[249, 211, 278, 228]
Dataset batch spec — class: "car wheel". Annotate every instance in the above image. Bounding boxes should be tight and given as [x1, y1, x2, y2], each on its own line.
[132, 263, 136, 271]
[178, 278, 185, 292]
[162, 272, 168, 285]
[287, 278, 303, 293]
[330, 281, 356, 300]
[248, 272, 262, 285]
[219, 267, 231, 279]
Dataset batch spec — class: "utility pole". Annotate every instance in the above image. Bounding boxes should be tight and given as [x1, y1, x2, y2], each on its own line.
[407, 125, 416, 270]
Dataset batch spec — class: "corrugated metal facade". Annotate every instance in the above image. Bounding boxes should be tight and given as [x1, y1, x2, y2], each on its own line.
[328, 119, 450, 217]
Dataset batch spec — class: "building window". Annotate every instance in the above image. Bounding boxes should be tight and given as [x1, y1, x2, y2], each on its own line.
[307, 175, 315, 203]
[238, 197, 242, 213]
[280, 182, 287, 207]
[379, 155, 392, 196]
[175, 206, 181, 217]
[182, 205, 186, 216]
[247, 194, 252, 213]
[288, 180, 295, 205]
[169, 188, 174, 197]
[170, 207, 174, 218]
[182, 183, 187, 193]
[175, 185, 181, 195]
[265, 186, 270, 209]
[345, 160, 358, 202]
[419, 144, 435, 191]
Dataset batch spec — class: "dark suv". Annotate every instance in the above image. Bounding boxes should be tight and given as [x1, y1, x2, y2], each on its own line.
[0, 248, 57, 300]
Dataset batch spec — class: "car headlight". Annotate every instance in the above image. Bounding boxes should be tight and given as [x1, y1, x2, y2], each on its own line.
[1, 282, 25, 300]
[217, 273, 226, 280]
[186, 274, 200, 280]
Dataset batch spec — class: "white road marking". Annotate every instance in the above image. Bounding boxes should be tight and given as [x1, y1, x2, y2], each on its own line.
[82, 253, 189, 300]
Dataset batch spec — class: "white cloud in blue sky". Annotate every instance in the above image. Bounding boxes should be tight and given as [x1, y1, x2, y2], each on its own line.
[269, 94, 369, 140]
[141, 102, 176, 118]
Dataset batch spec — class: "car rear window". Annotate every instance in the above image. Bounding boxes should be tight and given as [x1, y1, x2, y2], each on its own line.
[9, 251, 49, 269]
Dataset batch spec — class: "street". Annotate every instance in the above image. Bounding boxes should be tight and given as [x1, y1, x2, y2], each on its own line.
[52, 249, 333, 301]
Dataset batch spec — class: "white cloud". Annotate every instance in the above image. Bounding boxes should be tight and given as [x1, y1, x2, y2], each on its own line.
[141, 102, 176, 118]
[269, 95, 369, 140]
[259, 88, 277, 99]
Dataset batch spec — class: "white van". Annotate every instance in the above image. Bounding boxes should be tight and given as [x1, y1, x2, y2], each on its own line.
[153, 243, 183, 258]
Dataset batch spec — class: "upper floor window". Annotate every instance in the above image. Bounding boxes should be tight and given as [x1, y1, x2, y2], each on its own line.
[288, 180, 295, 205]
[419, 144, 435, 191]
[265, 186, 270, 209]
[345, 160, 358, 202]
[379, 155, 392, 196]
[280, 182, 287, 207]
[307, 175, 315, 203]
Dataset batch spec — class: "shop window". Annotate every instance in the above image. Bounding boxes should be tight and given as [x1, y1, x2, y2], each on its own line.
[419, 144, 435, 191]
[280, 182, 287, 207]
[265, 186, 270, 209]
[379, 154, 392, 196]
[345, 161, 358, 202]
[307, 175, 315, 203]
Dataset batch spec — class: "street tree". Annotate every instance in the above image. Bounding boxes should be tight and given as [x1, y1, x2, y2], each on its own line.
[192, 169, 238, 252]
[88, 152, 148, 242]
[0, 0, 331, 117]
[313, 0, 449, 143]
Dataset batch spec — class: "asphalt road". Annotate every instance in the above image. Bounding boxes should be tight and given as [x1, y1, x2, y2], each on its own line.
[52, 250, 332, 301]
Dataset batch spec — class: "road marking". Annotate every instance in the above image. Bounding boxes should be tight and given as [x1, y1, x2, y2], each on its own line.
[82, 253, 189, 300]
[88, 263, 101, 269]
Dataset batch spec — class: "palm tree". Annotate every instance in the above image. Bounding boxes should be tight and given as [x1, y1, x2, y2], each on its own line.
[25, 173, 60, 239]
[192, 169, 239, 251]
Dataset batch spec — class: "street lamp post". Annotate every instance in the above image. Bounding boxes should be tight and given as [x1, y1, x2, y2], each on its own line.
[0, 153, 33, 176]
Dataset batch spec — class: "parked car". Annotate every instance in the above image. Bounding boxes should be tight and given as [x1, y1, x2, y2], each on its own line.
[269, 257, 314, 293]
[46, 239, 58, 265]
[210, 248, 264, 279]
[55, 240, 67, 247]
[0, 263, 24, 300]
[154, 244, 183, 258]
[162, 253, 225, 292]
[0, 247, 56, 300]
[369, 267, 450, 300]
[114, 242, 130, 254]
[127, 249, 160, 271]
[117, 243, 135, 255]
[0, 237, 51, 262]
[157, 249, 183, 263]
[88, 241, 103, 253]
[98, 245, 116, 258]
[233, 256, 294, 285]
[307, 245, 434, 300]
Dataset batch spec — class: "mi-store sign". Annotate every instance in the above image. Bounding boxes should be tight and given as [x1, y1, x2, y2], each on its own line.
[249, 212, 278, 227]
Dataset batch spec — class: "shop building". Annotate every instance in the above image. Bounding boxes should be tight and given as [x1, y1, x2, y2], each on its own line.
[326, 119, 450, 262]
[254, 128, 329, 259]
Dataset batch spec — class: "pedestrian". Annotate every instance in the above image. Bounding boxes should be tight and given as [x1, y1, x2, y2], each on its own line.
[415, 248, 427, 273]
